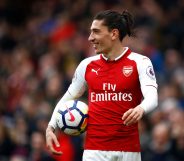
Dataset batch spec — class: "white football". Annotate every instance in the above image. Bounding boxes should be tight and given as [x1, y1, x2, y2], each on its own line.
[56, 100, 88, 136]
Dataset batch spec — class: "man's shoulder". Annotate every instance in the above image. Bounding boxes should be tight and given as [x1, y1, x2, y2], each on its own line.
[76, 55, 101, 72]
[128, 51, 151, 64]
[129, 51, 148, 59]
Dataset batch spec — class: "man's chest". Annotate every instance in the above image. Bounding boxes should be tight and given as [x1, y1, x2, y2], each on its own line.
[85, 60, 140, 92]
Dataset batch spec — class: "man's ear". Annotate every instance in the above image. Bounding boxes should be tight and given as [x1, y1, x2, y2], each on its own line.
[111, 29, 119, 40]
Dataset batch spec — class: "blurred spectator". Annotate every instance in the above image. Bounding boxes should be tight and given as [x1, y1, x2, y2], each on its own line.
[142, 122, 178, 161]
[0, 118, 15, 160]
[10, 115, 29, 158]
[28, 131, 55, 161]
[163, 49, 182, 83]
[10, 155, 26, 161]
[172, 129, 184, 161]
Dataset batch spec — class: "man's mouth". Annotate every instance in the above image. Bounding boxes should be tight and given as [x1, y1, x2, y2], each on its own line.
[93, 42, 99, 49]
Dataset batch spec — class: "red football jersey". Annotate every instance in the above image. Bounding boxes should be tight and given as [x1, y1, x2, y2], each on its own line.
[85, 48, 140, 151]
[49, 47, 157, 152]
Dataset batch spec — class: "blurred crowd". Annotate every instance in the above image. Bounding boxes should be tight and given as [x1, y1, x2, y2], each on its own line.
[0, 0, 184, 161]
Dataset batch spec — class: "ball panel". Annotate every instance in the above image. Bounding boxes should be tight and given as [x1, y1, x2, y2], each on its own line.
[76, 101, 88, 114]
[81, 118, 88, 130]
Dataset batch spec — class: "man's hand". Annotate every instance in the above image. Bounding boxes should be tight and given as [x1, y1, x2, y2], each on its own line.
[46, 126, 62, 155]
[122, 106, 145, 126]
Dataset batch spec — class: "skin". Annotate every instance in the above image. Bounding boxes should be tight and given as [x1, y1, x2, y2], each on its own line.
[122, 106, 145, 126]
[46, 19, 145, 155]
[88, 20, 125, 60]
[46, 126, 62, 155]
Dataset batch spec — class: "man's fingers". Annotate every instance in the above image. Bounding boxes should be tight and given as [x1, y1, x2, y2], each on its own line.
[122, 109, 135, 125]
[122, 109, 139, 125]
[122, 109, 133, 120]
[52, 134, 60, 147]
[123, 114, 136, 125]
[47, 138, 62, 155]
[53, 150, 63, 155]
[50, 145, 63, 155]
[124, 113, 139, 125]
[46, 126, 62, 155]
[122, 106, 145, 125]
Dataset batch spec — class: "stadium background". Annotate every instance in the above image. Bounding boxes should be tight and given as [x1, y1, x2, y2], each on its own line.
[0, 0, 184, 161]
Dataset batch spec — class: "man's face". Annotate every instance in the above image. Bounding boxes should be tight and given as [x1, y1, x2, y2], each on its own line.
[88, 20, 114, 54]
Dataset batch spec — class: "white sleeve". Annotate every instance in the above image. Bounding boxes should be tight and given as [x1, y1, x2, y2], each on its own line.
[48, 60, 87, 129]
[48, 91, 75, 128]
[138, 57, 158, 113]
[67, 59, 88, 97]
[139, 85, 158, 113]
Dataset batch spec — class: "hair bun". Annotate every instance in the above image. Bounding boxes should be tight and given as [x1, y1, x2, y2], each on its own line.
[121, 10, 134, 36]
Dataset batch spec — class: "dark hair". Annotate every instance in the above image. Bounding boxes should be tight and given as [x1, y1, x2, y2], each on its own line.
[94, 10, 134, 41]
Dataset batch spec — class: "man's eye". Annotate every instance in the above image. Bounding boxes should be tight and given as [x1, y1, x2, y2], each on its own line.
[93, 29, 100, 33]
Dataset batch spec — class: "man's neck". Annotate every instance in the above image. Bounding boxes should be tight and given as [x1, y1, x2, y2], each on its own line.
[103, 44, 126, 61]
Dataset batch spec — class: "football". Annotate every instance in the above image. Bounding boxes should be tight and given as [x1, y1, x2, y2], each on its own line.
[56, 100, 88, 136]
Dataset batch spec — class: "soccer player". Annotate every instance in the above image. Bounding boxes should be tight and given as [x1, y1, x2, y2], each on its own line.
[46, 10, 158, 161]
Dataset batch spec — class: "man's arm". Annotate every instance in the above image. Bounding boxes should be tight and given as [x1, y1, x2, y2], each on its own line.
[122, 56, 158, 125]
[46, 59, 88, 154]
[122, 86, 158, 125]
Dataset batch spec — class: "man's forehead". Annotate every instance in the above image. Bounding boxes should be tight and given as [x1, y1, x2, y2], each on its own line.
[90, 20, 105, 30]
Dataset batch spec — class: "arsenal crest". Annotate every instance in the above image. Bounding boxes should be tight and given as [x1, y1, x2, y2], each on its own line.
[123, 66, 133, 77]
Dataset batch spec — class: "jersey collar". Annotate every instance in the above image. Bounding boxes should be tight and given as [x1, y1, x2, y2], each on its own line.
[101, 47, 131, 61]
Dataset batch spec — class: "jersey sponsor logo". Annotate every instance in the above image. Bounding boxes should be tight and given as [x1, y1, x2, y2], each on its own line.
[122, 66, 133, 77]
[146, 66, 155, 80]
[90, 91, 132, 102]
[91, 68, 100, 75]
[90, 83, 132, 102]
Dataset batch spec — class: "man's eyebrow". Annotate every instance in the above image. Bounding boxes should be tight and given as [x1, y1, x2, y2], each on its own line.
[90, 28, 100, 32]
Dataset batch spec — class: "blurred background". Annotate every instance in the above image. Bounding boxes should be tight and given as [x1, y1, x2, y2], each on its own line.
[0, 0, 184, 161]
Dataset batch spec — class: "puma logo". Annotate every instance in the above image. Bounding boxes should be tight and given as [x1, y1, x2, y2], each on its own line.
[91, 68, 100, 75]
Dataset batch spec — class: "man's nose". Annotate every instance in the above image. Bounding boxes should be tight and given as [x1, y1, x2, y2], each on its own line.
[88, 33, 94, 42]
